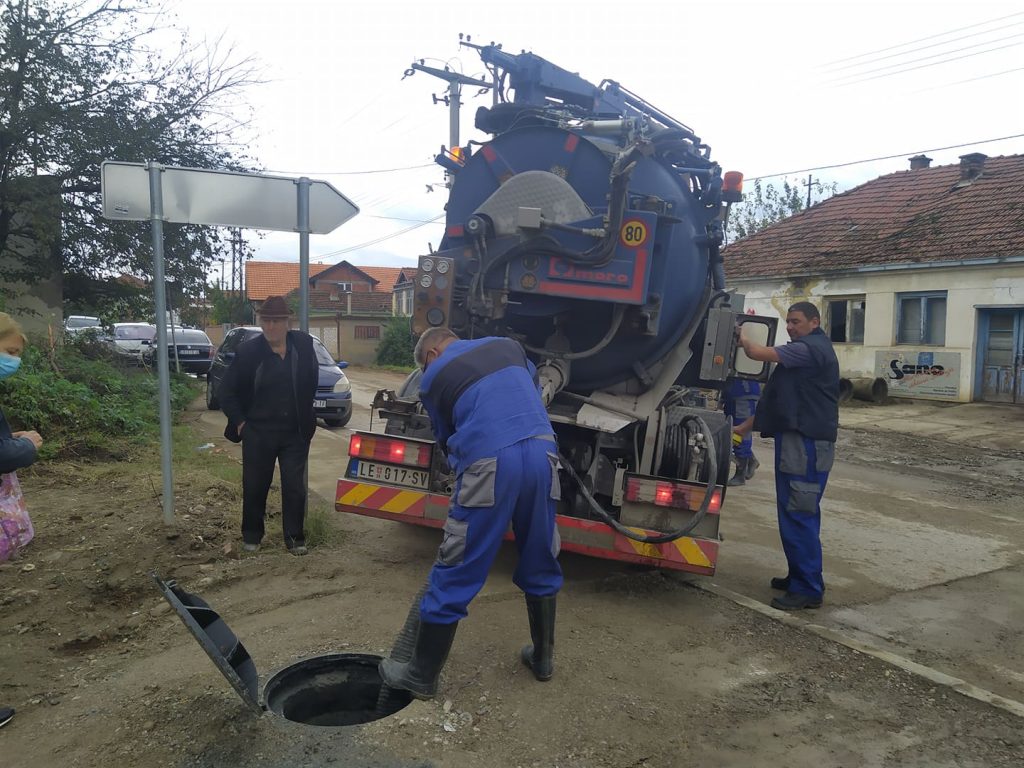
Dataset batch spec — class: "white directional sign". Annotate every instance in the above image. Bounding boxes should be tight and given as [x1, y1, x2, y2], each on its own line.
[101, 161, 359, 234]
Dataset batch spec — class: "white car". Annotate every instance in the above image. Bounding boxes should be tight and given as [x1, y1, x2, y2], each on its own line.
[112, 323, 157, 362]
[64, 315, 102, 336]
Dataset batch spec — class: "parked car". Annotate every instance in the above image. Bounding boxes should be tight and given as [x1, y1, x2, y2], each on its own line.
[141, 328, 215, 376]
[205, 327, 353, 428]
[64, 315, 103, 336]
[111, 323, 156, 363]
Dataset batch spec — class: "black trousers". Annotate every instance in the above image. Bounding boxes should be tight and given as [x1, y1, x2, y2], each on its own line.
[241, 424, 311, 547]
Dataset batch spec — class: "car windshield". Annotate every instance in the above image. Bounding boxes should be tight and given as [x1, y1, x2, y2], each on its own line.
[172, 330, 211, 344]
[68, 317, 100, 328]
[115, 325, 156, 340]
[312, 337, 337, 366]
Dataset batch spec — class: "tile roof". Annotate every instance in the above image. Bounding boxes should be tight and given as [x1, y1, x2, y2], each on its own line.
[285, 285, 392, 315]
[246, 262, 332, 301]
[722, 154, 1024, 279]
[245, 261, 409, 300]
[357, 266, 405, 288]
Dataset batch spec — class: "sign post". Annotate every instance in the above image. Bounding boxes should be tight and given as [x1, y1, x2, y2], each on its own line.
[102, 162, 359, 523]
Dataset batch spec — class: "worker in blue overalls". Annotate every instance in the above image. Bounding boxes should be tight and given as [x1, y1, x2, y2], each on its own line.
[723, 378, 761, 486]
[733, 301, 839, 611]
[379, 328, 563, 699]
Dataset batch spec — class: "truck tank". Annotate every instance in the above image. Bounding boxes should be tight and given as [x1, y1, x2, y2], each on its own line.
[413, 43, 738, 403]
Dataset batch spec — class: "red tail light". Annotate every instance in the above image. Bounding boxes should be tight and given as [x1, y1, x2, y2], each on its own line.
[348, 434, 431, 469]
[624, 477, 722, 513]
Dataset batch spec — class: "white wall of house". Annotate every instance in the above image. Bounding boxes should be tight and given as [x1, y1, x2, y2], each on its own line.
[729, 262, 1024, 403]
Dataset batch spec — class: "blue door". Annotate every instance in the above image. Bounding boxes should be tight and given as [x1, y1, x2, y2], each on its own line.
[980, 311, 1024, 403]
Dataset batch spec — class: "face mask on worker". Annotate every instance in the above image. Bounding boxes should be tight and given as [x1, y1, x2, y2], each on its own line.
[0, 353, 22, 380]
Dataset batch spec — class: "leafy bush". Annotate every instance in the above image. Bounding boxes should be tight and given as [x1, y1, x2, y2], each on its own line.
[375, 316, 415, 368]
[0, 341, 197, 460]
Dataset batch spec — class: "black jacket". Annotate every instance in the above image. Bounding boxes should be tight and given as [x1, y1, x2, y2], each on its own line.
[219, 331, 319, 443]
[753, 328, 840, 442]
[0, 407, 37, 474]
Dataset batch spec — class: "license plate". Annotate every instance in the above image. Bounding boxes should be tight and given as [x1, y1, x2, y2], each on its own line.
[313, 399, 327, 408]
[354, 460, 429, 490]
[176, 349, 200, 356]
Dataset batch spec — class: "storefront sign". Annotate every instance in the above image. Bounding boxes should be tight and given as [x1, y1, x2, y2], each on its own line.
[876, 350, 961, 400]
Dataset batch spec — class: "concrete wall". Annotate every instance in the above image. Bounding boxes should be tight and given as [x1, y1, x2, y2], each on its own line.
[307, 315, 390, 365]
[729, 262, 1024, 403]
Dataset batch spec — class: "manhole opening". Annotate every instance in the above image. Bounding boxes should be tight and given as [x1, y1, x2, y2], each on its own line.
[264, 654, 412, 727]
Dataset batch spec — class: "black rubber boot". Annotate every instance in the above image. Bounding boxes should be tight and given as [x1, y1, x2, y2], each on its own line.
[728, 457, 749, 486]
[379, 621, 458, 700]
[520, 595, 556, 682]
[746, 453, 760, 480]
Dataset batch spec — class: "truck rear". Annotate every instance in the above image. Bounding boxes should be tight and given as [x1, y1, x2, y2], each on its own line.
[336, 42, 775, 575]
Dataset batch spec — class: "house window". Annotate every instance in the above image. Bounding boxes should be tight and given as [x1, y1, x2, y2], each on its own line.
[826, 297, 865, 343]
[897, 291, 947, 345]
[336, 282, 353, 293]
[354, 325, 381, 340]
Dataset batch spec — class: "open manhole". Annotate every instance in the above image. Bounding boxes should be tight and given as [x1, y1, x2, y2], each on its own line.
[153, 573, 412, 726]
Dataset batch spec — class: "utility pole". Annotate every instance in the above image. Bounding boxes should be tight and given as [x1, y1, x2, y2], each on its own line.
[803, 174, 818, 209]
[407, 59, 491, 185]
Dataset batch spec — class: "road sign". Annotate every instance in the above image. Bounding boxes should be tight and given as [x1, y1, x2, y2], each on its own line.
[101, 161, 359, 234]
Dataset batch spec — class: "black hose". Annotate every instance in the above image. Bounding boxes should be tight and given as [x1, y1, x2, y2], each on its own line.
[558, 413, 719, 545]
[523, 305, 626, 361]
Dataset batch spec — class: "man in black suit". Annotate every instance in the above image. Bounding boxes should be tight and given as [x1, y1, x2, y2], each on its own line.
[219, 296, 319, 555]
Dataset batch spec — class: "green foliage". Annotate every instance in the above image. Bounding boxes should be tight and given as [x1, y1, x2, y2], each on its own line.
[0, 0, 260, 308]
[207, 286, 253, 325]
[0, 339, 197, 460]
[375, 316, 415, 368]
[726, 177, 838, 242]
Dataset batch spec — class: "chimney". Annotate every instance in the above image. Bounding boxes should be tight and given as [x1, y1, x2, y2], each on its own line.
[959, 152, 987, 182]
[908, 154, 932, 170]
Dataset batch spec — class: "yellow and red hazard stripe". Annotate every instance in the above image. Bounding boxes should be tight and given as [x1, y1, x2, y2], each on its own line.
[336, 479, 719, 576]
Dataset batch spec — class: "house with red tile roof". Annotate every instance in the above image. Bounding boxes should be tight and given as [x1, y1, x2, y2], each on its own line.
[242, 259, 415, 364]
[722, 153, 1024, 404]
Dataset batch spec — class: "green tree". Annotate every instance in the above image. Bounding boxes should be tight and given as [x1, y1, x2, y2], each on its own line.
[207, 285, 252, 325]
[0, 0, 260, 308]
[376, 316, 414, 368]
[726, 177, 837, 242]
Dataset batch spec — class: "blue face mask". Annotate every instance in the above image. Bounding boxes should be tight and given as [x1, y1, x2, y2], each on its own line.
[0, 353, 22, 380]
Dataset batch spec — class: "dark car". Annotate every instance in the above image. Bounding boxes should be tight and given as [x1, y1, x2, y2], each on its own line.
[141, 328, 215, 376]
[205, 326, 352, 428]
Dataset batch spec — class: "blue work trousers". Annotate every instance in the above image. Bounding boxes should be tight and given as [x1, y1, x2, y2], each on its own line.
[420, 437, 564, 624]
[774, 433, 833, 599]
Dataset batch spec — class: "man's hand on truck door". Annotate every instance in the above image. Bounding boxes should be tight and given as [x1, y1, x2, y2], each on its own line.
[737, 323, 780, 363]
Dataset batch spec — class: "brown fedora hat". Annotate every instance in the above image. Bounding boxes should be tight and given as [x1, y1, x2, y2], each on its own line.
[257, 295, 294, 318]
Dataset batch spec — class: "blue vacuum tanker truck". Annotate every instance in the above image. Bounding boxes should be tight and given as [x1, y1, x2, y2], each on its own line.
[337, 41, 775, 575]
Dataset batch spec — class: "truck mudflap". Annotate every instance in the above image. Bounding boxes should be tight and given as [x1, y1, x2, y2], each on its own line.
[336, 478, 719, 576]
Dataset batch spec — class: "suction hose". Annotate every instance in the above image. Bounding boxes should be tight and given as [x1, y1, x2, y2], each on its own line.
[376, 580, 429, 714]
[557, 414, 719, 545]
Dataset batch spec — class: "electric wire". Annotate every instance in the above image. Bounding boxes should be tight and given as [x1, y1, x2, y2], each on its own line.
[315, 214, 445, 259]
[833, 40, 1024, 87]
[746, 132, 1024, 182]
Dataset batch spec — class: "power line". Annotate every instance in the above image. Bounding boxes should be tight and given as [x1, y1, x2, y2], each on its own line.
[316, 214, 445, 260]
[911, 65, 1024, 94]
[834, 40, 1024, 88]
[746, 132, 1024, 182]
[262, 162, 435, 176]
[822, 11, 1024, 68]
[824, 32, 1024, 85]
[823, 19, 1024, 75]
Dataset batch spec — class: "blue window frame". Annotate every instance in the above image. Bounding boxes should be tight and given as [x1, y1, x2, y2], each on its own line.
[896, 291, 947, 345]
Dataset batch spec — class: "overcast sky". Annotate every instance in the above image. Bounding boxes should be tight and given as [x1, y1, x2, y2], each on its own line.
[172, 0, 1024, 277]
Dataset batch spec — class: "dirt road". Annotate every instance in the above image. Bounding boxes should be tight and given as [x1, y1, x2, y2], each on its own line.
[2, 371, 1023, 767]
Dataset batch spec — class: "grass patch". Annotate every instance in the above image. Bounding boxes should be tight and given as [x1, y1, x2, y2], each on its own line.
[1, 338, 199, 461]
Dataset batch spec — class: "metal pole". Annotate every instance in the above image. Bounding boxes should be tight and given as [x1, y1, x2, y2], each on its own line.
[449, 79, 461, 150]
[297, 177, 311, 334]
[148, 161, 175, 525]
[296, 177, 311, 521]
